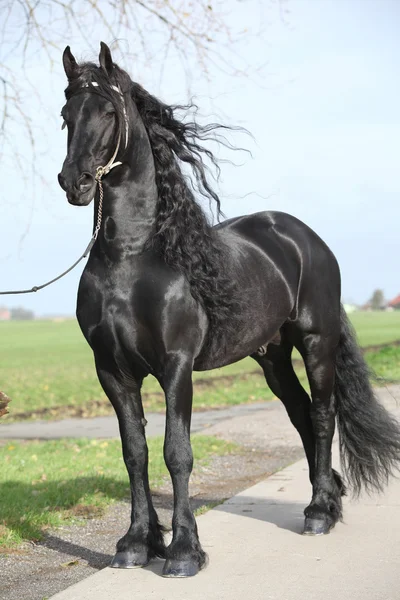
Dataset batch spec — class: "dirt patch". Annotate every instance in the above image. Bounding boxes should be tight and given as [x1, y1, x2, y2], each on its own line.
[67, 504, 104, 519]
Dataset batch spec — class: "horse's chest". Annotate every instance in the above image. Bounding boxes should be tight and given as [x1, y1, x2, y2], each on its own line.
[77, 269, 154, 367]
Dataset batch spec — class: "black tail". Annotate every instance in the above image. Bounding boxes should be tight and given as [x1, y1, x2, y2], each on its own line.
[335, 307, 400, 495]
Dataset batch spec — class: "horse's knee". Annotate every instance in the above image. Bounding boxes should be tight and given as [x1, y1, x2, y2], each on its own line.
[123, 440, 147, 472]
[164, 438, 193, 476]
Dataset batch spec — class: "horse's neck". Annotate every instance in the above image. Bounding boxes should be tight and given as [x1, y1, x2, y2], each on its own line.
[93, 122, 158, 259]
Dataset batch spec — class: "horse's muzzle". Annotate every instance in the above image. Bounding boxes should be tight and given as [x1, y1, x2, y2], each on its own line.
[58, 171, 96, 206]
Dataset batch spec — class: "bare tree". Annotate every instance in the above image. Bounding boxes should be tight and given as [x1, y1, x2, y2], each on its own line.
[0, 0, 288, 174]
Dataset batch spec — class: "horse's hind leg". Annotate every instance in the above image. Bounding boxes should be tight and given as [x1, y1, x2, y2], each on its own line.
[252, 336, 316, 484]
[297, 331, 345, 535]
[95, 360, 165, 568]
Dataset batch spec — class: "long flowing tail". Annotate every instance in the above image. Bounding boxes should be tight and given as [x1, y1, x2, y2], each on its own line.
[335, 307, 400, 495]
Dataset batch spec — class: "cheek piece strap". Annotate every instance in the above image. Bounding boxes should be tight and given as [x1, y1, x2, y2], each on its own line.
[84, 80, 129, 244]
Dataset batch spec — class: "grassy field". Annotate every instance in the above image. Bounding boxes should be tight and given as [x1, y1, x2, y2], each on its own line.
[0, 434, 237, 550]
[347, 311, 400, 346]
[1, 311, 400, 421]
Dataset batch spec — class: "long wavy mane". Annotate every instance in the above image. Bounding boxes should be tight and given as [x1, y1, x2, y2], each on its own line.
[129, 82, 240, 338]
[66, 60, 241, 339]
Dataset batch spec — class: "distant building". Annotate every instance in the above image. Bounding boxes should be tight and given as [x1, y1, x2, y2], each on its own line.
[388, 294, 400, 310]
[0, 307, 11, 321]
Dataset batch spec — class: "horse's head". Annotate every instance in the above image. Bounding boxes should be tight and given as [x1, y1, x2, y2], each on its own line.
[58, 43, 126, 206]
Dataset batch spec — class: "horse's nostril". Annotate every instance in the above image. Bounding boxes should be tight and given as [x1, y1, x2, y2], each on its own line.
[77, 172, 95, 192]
[58, 173, 67, 191]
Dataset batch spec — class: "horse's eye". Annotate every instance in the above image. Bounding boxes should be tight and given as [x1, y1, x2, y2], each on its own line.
[105, 111, 115, 119]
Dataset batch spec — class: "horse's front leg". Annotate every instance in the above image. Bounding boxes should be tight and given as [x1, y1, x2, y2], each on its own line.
[95, 360, 165, 568]
[161, 356, 206, 578]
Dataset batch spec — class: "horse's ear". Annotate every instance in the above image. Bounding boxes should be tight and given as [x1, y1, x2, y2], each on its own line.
[63, 46, 80, 80]
[99, 42, 113, 77]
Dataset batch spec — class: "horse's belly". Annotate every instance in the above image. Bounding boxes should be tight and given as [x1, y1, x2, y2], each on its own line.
[194, 283, 292, 371]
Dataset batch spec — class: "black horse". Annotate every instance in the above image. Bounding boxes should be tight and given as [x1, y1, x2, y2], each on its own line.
[58, 42, 400, 578]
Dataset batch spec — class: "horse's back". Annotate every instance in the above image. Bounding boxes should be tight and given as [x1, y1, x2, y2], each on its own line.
[216, 211, 335, 261]
[214, 210, 341, 334]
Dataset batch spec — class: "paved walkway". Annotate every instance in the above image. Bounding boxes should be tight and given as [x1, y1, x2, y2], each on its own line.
[0, 401, 272, 440]
[50, 445, 400, 600]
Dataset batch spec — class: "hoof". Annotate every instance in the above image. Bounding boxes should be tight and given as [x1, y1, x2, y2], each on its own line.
[162, 559, 199, 578]
[110, 551, 149, 569]
[303, 517, 333, 536]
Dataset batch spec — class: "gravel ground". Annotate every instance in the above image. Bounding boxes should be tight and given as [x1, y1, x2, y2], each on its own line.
[1, 385, 399, 600]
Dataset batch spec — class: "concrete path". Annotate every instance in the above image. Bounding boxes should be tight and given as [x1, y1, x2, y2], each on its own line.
[0, 401, 272, 440]
[50, 445, 400, 600]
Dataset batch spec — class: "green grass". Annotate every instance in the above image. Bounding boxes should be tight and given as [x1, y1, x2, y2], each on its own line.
[365, 344, 400, 381]
[194, 500, 223, 516]
[1, 311, 400, 421]
[348, 311, 400, 346]
[0, 434, 237, 551]
[0, 320, 102, 417]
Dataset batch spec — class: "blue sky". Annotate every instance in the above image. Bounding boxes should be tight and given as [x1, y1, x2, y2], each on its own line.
[0, 0, 399, 315]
